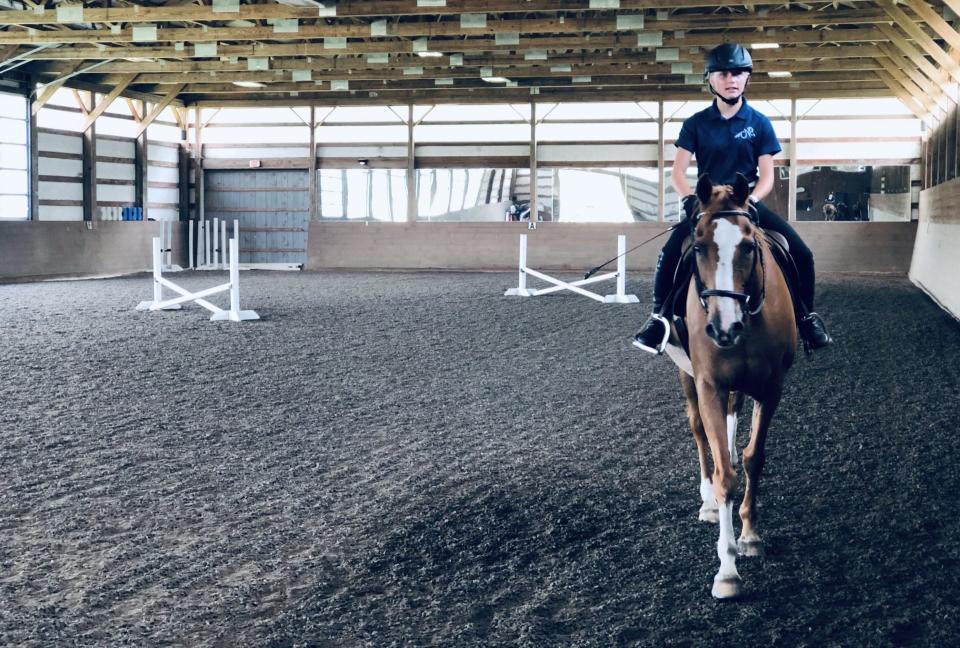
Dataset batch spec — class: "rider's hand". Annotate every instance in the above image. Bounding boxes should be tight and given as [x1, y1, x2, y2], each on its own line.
[747, 195, 760, 223]
[682, 194, 698, 220]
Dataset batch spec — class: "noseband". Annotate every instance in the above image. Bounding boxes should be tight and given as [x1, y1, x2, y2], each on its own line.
[692, 209, 766, 316]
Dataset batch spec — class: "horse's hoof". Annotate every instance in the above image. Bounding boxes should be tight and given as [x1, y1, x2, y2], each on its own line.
[737, 539, 764, 557]
[711, 576, 743, 600]
[699, 506, 719, 524]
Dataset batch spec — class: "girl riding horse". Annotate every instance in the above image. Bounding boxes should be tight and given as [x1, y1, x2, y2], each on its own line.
[633, 43, 832, 355]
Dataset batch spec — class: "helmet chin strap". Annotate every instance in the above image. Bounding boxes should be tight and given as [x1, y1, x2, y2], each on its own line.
[709, 85, 742, 106]
[706, 74, 749, 106]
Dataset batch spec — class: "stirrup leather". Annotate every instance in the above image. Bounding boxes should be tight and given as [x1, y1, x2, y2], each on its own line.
[632, 313, 672, 355]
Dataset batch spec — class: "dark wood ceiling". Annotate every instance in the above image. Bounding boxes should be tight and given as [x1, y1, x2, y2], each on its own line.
[1, 1, 959, 118]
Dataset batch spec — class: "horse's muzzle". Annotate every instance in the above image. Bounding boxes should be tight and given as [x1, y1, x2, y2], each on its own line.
[705, 320, 744, 348]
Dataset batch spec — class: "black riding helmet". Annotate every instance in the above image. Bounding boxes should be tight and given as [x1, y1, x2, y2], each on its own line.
[705, 43, 753, 74]
[704, 43, 752, 105]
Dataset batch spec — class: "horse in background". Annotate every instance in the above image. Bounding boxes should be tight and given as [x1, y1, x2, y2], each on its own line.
[667, 173, 797, 599]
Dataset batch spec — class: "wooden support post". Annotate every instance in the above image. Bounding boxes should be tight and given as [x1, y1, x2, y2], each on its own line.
[949, 103, 956, 183]
[194, 105, 204, 224]
[28, 75, 39, 220]
[81, 91, 96, 221]
[657, 100, 665, 222]
[406, 103, 416, 223]
[135, 98, 147, 220]
[940, 111, 948, 185]
[308, 105, 317, 221]
[529, 101, 537, 223]
[788, 98, 797, 222]
[178, 113, 189, 222]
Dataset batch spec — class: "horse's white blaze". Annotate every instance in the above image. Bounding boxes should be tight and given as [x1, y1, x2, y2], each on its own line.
[712, 219, 745, 330]
[716, 500, 740, 580]
[727, 414, 738, 466]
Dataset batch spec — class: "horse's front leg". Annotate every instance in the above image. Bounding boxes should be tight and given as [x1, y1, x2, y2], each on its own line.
[727, 391, 745, 468]
[696, 379, 741, 599]
[681, 372, 717, 523]
[738, 392, 781, 557]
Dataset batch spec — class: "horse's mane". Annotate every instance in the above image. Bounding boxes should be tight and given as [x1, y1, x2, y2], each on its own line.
[698, 186, 773, 260]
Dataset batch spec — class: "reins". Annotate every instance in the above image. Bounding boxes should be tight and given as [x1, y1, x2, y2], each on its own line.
[692, 209, 766, 316]
[583, 222, 680, 280]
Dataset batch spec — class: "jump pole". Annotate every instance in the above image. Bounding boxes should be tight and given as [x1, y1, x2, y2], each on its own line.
[136, 235, 259, 322]
[504, 234, 639, 303]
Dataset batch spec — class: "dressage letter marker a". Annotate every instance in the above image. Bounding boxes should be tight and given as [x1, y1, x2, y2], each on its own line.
[505, 235, 639, 304]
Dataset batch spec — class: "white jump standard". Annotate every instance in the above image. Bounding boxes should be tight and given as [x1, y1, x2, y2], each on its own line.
[504, 234, 639, 304]
[137, 235, 259, 322]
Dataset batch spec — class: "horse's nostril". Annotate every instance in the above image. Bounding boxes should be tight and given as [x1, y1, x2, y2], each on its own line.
[705, 323, 717, 339]
[730, 321, 744, 336]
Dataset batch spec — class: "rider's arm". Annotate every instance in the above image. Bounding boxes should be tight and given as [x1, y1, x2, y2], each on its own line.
[672, 147, 695, 197]
[750, 154, 775, 202]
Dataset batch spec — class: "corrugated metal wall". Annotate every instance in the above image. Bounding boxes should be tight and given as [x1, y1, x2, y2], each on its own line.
[204, 169, 308, 264]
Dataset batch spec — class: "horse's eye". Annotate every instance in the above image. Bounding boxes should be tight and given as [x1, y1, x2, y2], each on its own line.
[693, 244, 705, 255]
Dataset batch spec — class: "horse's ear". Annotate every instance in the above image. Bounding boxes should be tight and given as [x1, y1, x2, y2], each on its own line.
[696, 174, 713, 207]
[732, 173, 750, 206]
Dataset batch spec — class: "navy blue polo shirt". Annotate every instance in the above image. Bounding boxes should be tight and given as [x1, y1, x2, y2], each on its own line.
[675, 99, 781, 186]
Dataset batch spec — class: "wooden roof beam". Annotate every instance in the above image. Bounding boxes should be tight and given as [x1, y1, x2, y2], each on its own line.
[873, 57, 943, 117]
[28, 45, 888, 77]
[877, 0, 960, 82]
[875, 22, 955, 96]
[0, 1, 868, 26]
[902, 0, 960, 53]
[15, 27, 894, 62]
[186, 84, 895, 108]
[874, 68, 929, 120]
[94, 59, 885, 86]
[31, 60, 83, 114]
[876, 41, 956, 109]
[165, 71, 888, 95]
[80, 73, 138, 133]
[0, 9, 891, 46]
[134, 84, 185, 138]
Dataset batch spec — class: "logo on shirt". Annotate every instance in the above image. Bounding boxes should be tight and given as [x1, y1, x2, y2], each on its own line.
[734, 126, 756, 141]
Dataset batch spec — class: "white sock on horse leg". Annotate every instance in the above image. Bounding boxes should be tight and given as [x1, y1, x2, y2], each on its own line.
[700, 477, 715, 505]
[716, 500, 740, 580]
[727, 414, 738, 466]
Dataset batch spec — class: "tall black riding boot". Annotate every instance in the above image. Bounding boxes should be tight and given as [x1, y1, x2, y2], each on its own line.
[631, 219, 691, 354]
[799, 312, 833, 350]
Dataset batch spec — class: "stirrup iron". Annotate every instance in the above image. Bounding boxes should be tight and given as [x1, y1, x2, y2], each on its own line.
[632, 313, 671, 355]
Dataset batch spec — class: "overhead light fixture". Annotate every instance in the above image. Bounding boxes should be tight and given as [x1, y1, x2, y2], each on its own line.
[767, 71, 792, 77]
[417, 51, 443, 58]
[482, 76, 510, 83]
[751, 43, 780, 49]
[232, 80, 267, 88]
[358, 159, 369, 166]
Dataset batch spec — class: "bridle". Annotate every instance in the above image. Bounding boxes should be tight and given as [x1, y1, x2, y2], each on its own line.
[691, 209, 766, 317]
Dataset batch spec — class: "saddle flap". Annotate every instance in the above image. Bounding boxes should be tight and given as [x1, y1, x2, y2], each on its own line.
[764, 230, 789, 254]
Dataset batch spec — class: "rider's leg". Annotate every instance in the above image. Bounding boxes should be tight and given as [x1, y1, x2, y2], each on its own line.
[752, 202, 832, 349]
[633, 220, 693, 353]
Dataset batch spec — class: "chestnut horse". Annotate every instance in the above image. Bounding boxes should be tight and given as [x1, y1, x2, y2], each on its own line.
[666, 173, 796, 599]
